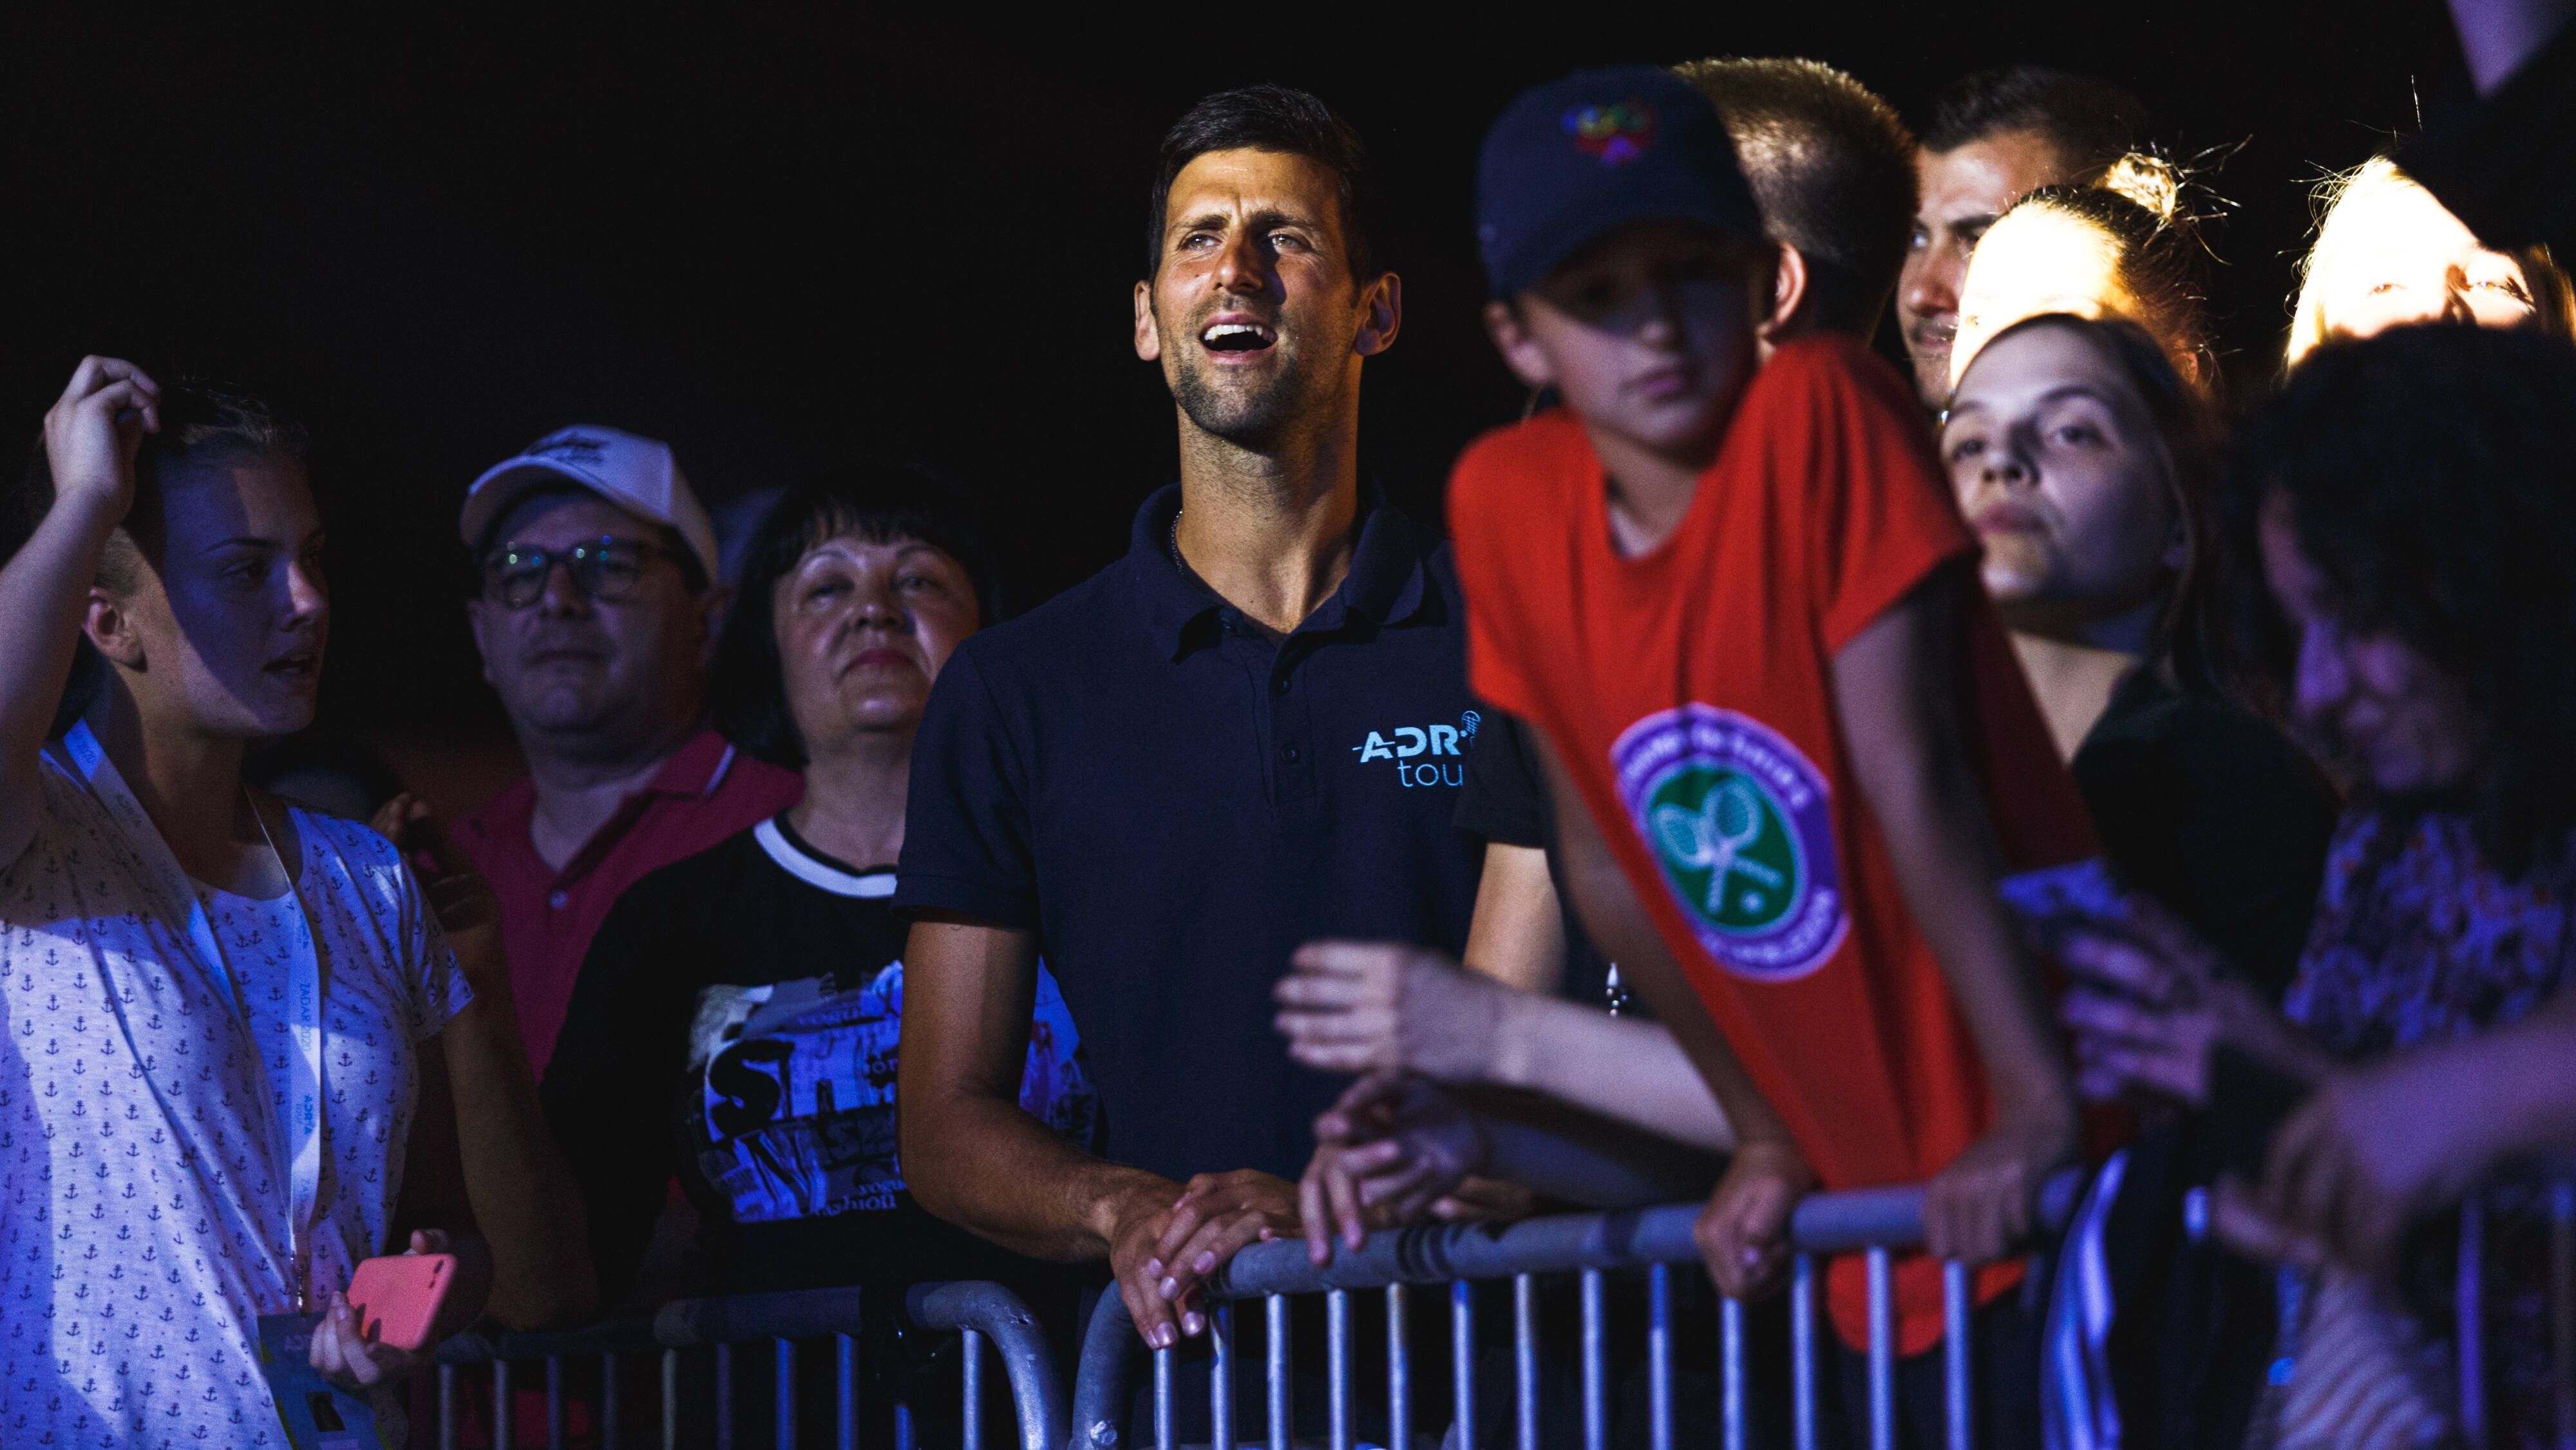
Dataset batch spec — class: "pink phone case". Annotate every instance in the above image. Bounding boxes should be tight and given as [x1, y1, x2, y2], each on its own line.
[346, 1253, 456, 1352]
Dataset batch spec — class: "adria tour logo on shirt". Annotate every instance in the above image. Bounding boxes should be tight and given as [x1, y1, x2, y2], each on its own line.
[1613, 704, 1846, 982]
[1352, 711, 1479, 788]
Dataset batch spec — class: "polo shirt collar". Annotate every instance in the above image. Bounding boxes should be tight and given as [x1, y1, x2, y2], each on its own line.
[1126, 481, 1432, 661]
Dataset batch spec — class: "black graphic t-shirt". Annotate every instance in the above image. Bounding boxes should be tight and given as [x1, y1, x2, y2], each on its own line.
[544, 814, 1097, 1302]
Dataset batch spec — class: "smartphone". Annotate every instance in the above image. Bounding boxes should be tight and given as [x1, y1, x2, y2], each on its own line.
[345, 1253, 456, 1353]
[1997, 857, 2128, 930]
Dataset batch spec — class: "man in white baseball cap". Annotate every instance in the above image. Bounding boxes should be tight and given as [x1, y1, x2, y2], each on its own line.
[453, 426, 802, 1074]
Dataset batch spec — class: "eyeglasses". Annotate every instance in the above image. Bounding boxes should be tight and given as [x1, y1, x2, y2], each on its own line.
[481, 537, 673, 609]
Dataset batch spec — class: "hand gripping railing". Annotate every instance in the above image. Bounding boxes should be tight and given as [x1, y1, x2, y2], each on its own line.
[431, 1278, 1066, 1450]
[1070, 1174, 2086, 1450]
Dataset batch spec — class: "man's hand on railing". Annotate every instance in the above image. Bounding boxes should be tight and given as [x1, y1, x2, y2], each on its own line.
[1300, 1071, 1490, 1263]
[1110, 1170, 1300, 1350]
[1695, 1138, 1815, 1299]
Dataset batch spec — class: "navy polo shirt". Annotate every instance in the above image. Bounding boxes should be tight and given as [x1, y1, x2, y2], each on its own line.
[895, 484, 1483, 1185]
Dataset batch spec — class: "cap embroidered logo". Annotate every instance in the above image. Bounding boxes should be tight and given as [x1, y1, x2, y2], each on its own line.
[1563, 102, 1656, 166]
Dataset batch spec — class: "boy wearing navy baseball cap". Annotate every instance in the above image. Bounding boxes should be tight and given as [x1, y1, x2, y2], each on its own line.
[1444, 65, 2094, 1445]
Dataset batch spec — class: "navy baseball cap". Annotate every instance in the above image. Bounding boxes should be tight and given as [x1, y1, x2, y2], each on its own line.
[1476, 66, 1764, 299]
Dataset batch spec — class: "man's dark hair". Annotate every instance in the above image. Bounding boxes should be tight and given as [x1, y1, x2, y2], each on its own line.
[2219, 325, 2576, 878]
[711, 461, 1001, 769]
[1146, 85, 1379, 283]
[1921, 66, 2148, 180]
[1674, 57, 1919, 334]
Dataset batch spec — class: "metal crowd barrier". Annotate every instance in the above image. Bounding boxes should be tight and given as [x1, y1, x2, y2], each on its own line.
[1070, 1175, 2086, 1450]
[430, 1279, 1064, 1450]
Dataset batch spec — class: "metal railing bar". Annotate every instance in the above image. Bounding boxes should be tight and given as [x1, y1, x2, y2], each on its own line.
[656, 1284, 870, 1348]
[716, 1342, 734, 1450]
[548, 1354, 565, 1448]
[962, 1327, 986, 1450]
[837, 1333, 857, 1450]
[604, 1349, 621, 1450]
[1942, 1261, 1971, 1450]
[775, 1335, 797, 1450]
[1515, 1274, 1539, 1450]
[1864, 1248, 1893, 1450]
[1452, 1280, 1477, 1450]
[1211, 1301, 1236, 1450]
[1721, 1293, 1746, 1450]
[663, 1346, 679, 1450]
[2553, 1181, 2574, 1450]
[905, 1280, 1070, 1450]
[1202, 1171, 2087, 1301]
[1265, 1292, 1291, 1450]
[1792, 1255, 1818, 1450]
[1580, 1269, 1607, 1450]
[439, 1362, 458, 1450]
[1154, 1340, 1174, 1450]
[1389, 1281, 1412, 1450]
[1329, 1287, 1352, 1450]
[1647, 1263, 1672, 1450]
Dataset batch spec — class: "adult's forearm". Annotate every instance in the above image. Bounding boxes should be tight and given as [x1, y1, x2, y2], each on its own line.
[442, 993, 597, 1328]
[1492, 992, 1734, 1152]
[904, 1089, 1180, 1261]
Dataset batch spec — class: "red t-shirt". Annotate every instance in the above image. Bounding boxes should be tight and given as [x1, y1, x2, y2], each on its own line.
[459, 728, 804, 1073]
[1448, 336, 2094, 1352]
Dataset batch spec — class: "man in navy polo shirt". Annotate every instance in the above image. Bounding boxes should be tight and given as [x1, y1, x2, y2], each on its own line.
[895, 84, 1480, 1360]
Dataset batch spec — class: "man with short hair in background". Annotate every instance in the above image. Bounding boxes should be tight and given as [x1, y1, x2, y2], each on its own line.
[1897, 66, 2150, 405]
[455, 426, 802, 1073]
[1678, 56, 1920, 348]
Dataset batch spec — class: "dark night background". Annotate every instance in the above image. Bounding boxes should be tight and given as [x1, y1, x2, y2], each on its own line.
[0, 5, 2470, 801]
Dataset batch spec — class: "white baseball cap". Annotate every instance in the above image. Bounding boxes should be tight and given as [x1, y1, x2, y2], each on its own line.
[460, 425, 721, 584]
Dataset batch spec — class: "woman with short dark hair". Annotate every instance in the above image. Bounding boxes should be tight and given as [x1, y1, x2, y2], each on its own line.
[542, 466, 1094, 1440]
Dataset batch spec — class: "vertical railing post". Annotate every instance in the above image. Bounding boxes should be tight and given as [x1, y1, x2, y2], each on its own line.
[1721, 1295, 1747, 1450]
[1943, 1261, 1973, 1450]
[1792, 1255, 1819, 1450]
[1452, 1280, 1477, 1450]
[1866, 1248, 1896, 1450]
[1265, 1293, 1292, 1450]
[663, 1347, 680, 1450]
[547, 1356, 565, 1448]
[775, 1337, 797, 1450]
[439, 1362, 458, 1450]
[1647, 1263, 1674, 1450]
[495, 1359, 515, 1450]
[1514, 1274, 1540, 1450]
[837, 1333, 857, 1450]
[1327, 1287, 1352, 1450]
[1153, 1345, 1174, 1450]
[960, 1328, 985, 1450]
[715, 1343, 735, 1450]
[1388, 1283, 1412, 1450]
[1580, 1269, 1607, 1450]
[604, 1350, 622, 1450]
[1211, 1301, 1236, 1450]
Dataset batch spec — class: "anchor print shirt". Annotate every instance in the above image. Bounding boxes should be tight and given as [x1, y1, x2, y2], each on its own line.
[0, 747, 469, 1449]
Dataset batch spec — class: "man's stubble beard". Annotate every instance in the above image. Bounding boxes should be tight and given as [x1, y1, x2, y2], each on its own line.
[1164, 313, 1355, 453]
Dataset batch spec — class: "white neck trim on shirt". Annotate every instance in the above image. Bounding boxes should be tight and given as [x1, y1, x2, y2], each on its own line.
[753, 816, 896, 899]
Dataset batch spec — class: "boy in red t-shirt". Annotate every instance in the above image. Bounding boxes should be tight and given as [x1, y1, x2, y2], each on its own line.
[1446, 65, 2095, 1436]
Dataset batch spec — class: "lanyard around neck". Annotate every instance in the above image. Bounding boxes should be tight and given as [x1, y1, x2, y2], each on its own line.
[63, 718, 327, 1312]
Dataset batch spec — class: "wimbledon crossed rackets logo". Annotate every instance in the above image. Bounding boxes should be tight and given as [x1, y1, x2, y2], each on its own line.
[1613, 705, 1847, 982]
